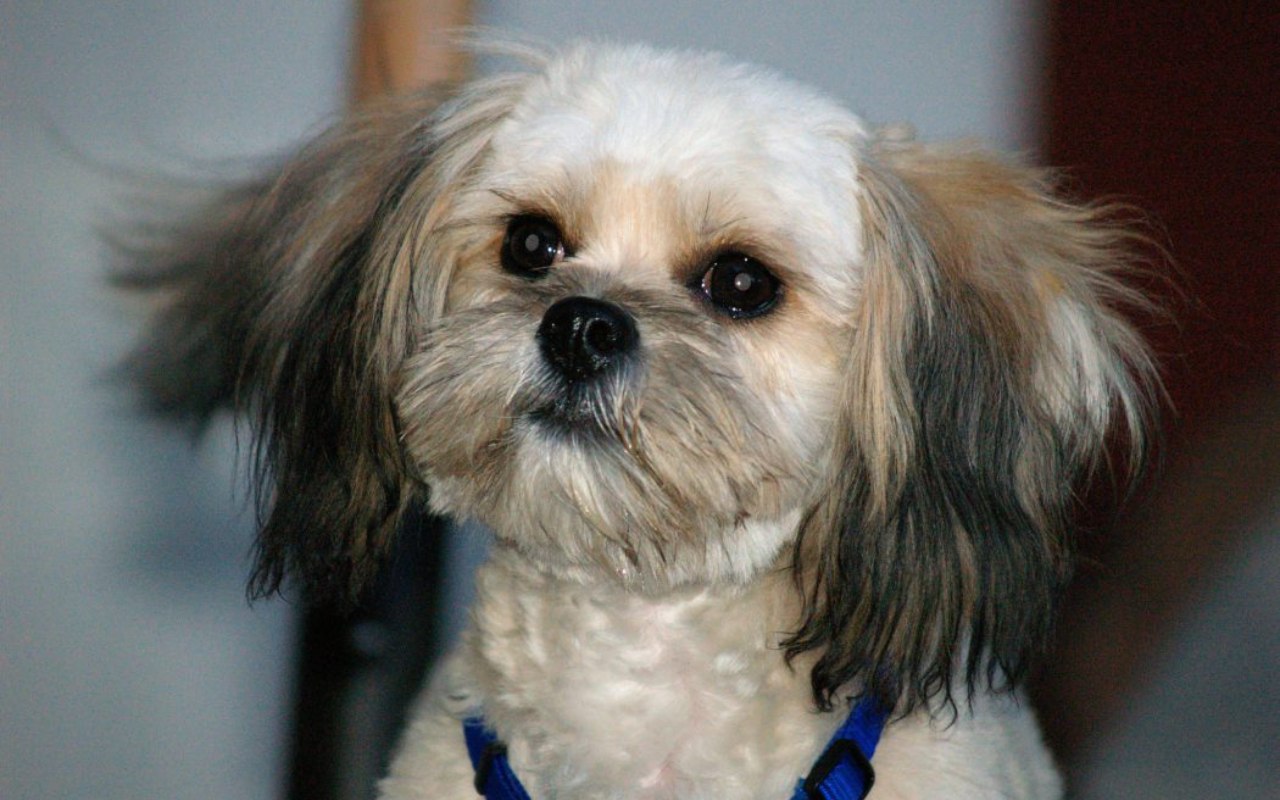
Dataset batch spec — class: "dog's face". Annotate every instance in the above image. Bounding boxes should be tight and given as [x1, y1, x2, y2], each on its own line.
[396, 48, 867, 588]
[132, 43, 1154, 711]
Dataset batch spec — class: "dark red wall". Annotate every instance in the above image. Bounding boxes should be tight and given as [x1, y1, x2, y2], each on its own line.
[1036, 0, 1280, 762]
[1045, 1, 1279, 428]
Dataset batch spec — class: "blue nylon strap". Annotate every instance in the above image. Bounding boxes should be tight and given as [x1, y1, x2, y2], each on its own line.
[462, 696, 886, 800]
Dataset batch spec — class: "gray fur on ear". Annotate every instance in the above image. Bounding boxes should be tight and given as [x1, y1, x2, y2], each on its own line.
[116, 78, 526, 603]
[786, 141, 1157, 714]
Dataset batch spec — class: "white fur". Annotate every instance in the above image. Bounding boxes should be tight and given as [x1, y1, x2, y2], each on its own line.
[380, 549, 1060, 799]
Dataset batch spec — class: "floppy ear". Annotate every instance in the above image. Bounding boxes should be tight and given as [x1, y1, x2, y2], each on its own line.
[118, 78, 525, 602]
[788, 138, 1157, 713]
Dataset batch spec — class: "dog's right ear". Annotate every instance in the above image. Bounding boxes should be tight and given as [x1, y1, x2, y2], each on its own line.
[115, 77, 525, 603]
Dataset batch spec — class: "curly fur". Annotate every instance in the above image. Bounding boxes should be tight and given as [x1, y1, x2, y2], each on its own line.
[121, 41, 1156, 798]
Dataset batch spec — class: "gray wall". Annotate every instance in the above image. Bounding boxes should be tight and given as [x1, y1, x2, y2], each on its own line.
[0, 2, 1039, 798]
[2, 4, 351, 798]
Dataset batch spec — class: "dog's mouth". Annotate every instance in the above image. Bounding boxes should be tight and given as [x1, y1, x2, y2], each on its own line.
[523, 378, 635, 447]
[527, 398, 604, 437]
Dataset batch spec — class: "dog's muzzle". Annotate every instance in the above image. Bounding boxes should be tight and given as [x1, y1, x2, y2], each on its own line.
[537, 296, 638, 382]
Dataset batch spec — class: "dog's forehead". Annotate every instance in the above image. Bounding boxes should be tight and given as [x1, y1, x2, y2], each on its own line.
[494, 46, 863, 178]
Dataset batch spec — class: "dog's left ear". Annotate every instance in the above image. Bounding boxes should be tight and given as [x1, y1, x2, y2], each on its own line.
[789, 138, 1158, 714]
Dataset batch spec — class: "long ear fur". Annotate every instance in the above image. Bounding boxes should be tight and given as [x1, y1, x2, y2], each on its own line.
[117, 77, 526, 602]
[787, 139, 1157, 714]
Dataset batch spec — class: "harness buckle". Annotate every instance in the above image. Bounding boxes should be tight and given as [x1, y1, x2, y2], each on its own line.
[801, 737, 876, 800]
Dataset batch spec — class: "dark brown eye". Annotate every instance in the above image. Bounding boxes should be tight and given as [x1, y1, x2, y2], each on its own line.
[502, 215, 565, 278]
[697, 252, 781, 318]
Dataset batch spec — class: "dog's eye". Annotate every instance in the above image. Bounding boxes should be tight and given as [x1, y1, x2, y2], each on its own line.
[697, 252, 781, 319]
[502, 215, 565, 278]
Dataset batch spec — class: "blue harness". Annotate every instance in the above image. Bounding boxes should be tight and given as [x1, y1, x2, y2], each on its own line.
[463, 696, 887, 800]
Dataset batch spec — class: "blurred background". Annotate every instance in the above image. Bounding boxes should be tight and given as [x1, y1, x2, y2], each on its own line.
[1, 1, 1275, 798]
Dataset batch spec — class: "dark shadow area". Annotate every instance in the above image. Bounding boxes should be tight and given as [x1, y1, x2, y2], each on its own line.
[286, 507, 449, 800]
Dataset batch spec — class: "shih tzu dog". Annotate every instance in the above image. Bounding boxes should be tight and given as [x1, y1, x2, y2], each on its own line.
[122, 42, 1155, 799]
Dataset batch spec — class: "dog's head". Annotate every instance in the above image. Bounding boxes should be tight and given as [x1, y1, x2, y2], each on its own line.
[128, 43, 1155, 712]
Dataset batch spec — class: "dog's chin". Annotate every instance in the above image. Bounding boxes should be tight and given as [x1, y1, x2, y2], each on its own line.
[421, 402, 805, 591]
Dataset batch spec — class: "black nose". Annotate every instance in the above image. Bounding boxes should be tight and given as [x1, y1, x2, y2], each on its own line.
[537, 296, 639, 381]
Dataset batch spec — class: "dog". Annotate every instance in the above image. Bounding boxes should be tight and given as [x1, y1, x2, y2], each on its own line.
[121, 41, 1156, 799]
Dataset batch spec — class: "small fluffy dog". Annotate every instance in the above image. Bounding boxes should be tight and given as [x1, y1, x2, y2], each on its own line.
[123, 42, 1154, 799]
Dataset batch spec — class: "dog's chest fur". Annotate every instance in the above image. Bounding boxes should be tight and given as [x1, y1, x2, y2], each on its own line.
[383, 547, 1064, 799]
[464, 551, 837, 798]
